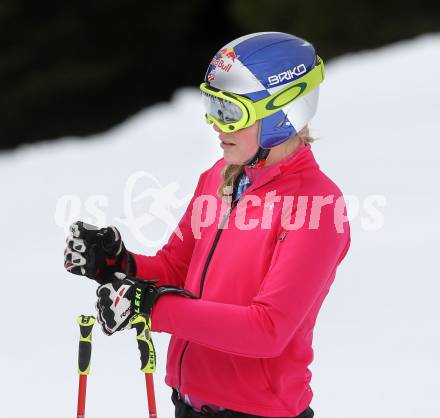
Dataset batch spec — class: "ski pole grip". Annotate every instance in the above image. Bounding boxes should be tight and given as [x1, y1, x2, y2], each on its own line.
[77, 315, 96, 375]
[130, 314, 156, 374]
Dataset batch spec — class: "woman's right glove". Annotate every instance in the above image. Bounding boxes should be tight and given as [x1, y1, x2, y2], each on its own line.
[95, 273, 197, 335]
[64, 221, 136, 284]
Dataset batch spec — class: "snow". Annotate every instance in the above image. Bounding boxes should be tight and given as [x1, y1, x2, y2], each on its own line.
[1, 33, 439, 417]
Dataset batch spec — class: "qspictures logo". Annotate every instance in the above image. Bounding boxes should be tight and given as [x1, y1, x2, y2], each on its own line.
[55, 172, 386, 247]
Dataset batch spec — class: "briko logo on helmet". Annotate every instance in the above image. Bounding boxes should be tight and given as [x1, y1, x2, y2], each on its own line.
[268, 64, 307, 87]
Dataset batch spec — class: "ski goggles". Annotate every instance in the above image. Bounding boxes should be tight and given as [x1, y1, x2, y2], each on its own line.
[200, 56, 325, 133]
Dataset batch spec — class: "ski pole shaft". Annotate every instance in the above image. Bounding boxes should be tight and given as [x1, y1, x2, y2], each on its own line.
[77, 375, 87, 418]
[130, 314, 157, 418]
[145, 373, 157, 417]
[76, 315, 96, 418]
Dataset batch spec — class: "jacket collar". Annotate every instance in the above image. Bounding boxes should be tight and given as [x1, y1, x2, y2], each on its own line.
[241, 144, 319, 194]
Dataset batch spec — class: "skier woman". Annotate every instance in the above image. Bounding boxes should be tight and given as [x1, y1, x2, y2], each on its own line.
[65, 32, 351, 418]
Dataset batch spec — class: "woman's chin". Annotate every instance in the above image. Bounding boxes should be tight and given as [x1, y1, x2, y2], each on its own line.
[223, 152, 242, 165]
[223, 150, 255, 165]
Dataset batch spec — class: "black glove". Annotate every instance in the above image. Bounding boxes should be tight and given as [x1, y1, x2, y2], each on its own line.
[64, 221, 136, 284]
[95, 273, 197, 335]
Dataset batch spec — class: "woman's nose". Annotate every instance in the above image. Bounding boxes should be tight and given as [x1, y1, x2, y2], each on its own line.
[212, 124, 220, 133]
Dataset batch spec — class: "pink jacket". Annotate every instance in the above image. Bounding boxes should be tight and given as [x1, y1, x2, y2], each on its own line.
[133, 144, 350, 417]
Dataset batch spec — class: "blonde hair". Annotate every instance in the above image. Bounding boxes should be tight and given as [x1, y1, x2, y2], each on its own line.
[217, 126, 315, 199]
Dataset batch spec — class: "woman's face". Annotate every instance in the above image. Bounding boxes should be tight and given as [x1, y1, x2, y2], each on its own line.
[213, 122, 259, 165]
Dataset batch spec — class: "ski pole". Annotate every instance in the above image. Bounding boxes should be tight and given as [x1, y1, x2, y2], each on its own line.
[76, 315, 96, 418]
[130, 314, 157, 418]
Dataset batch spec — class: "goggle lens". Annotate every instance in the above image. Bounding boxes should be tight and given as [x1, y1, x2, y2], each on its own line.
[201, 91, 243, 123]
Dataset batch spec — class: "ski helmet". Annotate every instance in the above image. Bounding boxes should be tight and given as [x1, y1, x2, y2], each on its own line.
[202, 32, 324, 150]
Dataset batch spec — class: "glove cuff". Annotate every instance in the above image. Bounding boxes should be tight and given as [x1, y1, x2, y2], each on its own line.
[130, 282, 196, 317]
[130, 280, 159, 316]
[124, 251, 137, 276]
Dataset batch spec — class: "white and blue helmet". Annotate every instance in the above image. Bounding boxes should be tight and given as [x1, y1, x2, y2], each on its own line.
[204, 32, 322, 149]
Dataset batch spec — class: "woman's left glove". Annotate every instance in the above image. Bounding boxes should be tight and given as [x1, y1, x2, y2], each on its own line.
[96, 273, 197, 335]
[64, 221, 135, 284]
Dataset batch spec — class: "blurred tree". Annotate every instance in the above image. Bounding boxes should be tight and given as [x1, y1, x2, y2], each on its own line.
[0, 0, 240, 149]
[0, 0, 439, 150]
[228, 0, 440, 58]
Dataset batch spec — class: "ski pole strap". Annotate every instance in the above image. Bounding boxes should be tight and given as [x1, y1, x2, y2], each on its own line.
[130, 314, 156, 374]
[77, 315, 96, 375]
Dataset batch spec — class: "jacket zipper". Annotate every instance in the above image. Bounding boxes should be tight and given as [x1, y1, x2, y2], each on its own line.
[177, 202, 237, 399]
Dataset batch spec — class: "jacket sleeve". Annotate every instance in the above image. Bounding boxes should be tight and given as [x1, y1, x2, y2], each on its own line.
[150, 203, 351, 358]
[132, 172, 207, 287]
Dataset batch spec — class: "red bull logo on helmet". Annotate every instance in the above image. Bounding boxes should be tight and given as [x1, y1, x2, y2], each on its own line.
[210, 47, 238, 73]
[219, 47, 237, 62]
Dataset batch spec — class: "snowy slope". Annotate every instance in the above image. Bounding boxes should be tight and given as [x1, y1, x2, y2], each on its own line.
[1, 34, 439, 418]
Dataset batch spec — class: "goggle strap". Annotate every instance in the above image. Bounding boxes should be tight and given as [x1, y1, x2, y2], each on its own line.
[253, 57, 325, 120]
